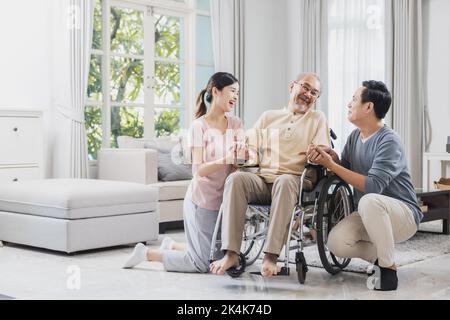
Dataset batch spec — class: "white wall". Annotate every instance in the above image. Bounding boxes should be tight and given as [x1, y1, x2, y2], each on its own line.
[0, 0, 53, 109]
[243, 0, 288, 128]
[423, 0, 450, 187]
[0, 0, 54, 177]
[286, 0, 302, 85]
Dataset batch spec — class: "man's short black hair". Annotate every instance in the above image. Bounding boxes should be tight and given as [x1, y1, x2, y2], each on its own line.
[361, 80, 391, 119]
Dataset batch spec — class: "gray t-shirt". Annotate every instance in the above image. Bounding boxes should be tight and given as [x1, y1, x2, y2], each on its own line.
[341, 126, 423, 225]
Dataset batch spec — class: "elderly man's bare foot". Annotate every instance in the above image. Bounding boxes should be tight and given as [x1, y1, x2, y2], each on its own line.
[261, 253, 280, 277]
[210, 251, 239, 275]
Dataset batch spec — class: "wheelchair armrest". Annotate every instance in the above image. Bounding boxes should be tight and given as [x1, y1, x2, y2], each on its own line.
[304, 163, 323, 170]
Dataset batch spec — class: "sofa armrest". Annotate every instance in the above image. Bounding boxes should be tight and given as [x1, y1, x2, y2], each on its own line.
[98, 148, 158, 184]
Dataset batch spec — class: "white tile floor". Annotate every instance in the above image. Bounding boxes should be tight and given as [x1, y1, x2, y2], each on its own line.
[1, 229, 450, 300]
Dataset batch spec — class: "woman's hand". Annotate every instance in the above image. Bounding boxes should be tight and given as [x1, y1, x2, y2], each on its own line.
[223, 142, 238, 165]
[235, 139, 249, 164]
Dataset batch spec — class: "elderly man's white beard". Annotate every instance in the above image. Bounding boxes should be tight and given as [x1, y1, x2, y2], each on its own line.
[289, 94, 313, 114]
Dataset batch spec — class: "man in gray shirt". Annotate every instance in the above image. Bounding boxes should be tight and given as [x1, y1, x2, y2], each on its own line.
[307, 80, 422, 291]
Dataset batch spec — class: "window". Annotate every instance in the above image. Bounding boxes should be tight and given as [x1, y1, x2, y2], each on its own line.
[153, 11, 185, 139]
[327, 0, 386, 153]
[85, 0, 214, 160]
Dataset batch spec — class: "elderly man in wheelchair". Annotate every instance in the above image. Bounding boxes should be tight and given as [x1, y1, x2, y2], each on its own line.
[209, 73, 353, 284]
[209, 130, 353, 284]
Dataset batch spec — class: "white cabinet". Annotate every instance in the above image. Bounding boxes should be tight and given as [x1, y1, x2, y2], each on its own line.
[0, 108, 44, 183]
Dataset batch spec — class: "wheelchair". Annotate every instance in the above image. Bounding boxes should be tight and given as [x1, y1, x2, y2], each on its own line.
[209, 136, 354, 284]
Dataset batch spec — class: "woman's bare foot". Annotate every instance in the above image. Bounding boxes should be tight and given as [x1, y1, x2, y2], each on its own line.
[146, 248, 163, 262]
[172, 242, 186, 251]
[210, 251, 239, 275]
[261, 253, 280, 277]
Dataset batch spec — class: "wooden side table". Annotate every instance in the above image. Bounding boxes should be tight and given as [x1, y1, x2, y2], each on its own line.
[417, 189, 450, 235]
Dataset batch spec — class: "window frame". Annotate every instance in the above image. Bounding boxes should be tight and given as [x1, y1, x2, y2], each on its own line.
[86, 0, 213, 162]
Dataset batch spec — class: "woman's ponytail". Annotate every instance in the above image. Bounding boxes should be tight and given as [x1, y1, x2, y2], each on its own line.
[195, 88, 208, 119]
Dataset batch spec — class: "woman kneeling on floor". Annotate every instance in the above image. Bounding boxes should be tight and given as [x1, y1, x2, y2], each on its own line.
[122, 72, 245, 273]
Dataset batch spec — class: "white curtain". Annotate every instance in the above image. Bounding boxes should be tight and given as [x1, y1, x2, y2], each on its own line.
[386, 0, 423, 187]
[211, 0, 245, 120]
[52, 0, 94, 178]
[327, 0, 387, 154]
[298, 0, 328, 114]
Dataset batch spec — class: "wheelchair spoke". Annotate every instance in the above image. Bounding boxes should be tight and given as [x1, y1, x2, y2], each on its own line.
[331, 201, 344, 224]
[330, 188, 350, 226]
[241, 206, 269, 266]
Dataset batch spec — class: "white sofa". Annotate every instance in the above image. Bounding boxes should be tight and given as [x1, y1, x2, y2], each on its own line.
[0, 179, 159, 253]
[98, 136, 191, 233]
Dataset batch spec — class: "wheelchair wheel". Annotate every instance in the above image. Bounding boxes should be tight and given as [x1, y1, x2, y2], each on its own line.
[295, 252, 308, 284]
[316, 175, 353, 275]
[240, 207, 268, 266]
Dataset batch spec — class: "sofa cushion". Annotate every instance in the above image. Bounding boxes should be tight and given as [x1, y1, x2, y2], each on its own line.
[151, 180, 190, 201]
[0, 179, 158, 219]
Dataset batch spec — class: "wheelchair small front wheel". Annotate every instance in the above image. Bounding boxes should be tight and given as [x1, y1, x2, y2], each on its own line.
[296, 252, 308, 284]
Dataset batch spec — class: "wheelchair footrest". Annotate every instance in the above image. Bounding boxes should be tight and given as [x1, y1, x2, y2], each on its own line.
[249, 267, 290, 277]
[225, 253, 247, 278]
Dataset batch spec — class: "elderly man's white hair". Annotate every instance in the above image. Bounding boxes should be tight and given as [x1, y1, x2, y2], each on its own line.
[296, 72, 321, 84]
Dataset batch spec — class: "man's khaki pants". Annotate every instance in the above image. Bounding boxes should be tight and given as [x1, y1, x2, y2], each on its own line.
[327, 194, 418, 268]
[220, 171, 300, 256]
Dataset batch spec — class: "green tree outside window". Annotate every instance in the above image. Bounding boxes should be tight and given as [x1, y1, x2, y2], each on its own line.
[85, 0, 183, 160]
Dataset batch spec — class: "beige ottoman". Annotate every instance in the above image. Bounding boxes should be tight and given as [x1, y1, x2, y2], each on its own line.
[0, 179, 159, 253]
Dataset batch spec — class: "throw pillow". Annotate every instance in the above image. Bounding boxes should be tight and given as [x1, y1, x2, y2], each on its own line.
[157, 150, 193, 182]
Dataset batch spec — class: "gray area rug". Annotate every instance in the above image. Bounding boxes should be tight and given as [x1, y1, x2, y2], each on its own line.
[302, 220, 450, 273]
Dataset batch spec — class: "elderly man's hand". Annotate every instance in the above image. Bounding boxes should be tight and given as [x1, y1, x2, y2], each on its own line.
[307, 145, 334, 169]
[300, 144, 317, 158]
